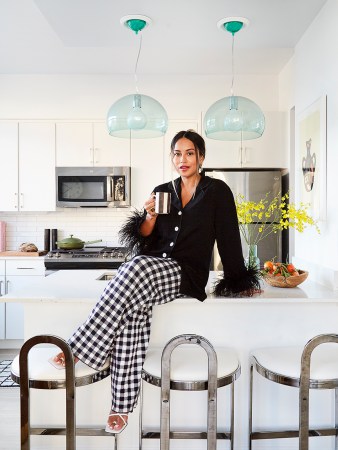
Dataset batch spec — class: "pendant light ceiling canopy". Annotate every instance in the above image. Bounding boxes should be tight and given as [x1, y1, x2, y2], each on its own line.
[107, 15, 168, 139]
[204, 17, 265, 141]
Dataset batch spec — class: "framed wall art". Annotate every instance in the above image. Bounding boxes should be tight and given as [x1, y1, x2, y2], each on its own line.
[296, 95, 327, 220]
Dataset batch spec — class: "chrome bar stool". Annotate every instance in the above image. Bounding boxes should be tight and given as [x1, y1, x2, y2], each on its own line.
[11, 334, 116, 450]
[140, 334, 241, 450]
[249, 333, 338, 450]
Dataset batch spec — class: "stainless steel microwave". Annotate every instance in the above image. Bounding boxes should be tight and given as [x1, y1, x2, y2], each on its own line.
[56, 167, 130, 207]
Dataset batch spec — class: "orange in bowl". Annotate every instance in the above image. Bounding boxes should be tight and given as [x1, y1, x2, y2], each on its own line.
[264, 270, 309, 288]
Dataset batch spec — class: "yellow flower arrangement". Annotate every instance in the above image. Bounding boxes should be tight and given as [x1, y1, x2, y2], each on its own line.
[235, 192, 320, 246]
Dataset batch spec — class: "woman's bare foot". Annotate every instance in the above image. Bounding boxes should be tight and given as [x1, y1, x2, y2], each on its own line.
[105, 411, 128, 434]
[50, 352, 79, 368]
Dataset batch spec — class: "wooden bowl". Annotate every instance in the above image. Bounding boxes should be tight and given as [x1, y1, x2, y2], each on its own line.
[264, 270, 309, 288]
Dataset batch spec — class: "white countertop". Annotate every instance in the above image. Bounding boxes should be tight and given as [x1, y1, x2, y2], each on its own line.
[0, 256, 46, 260]
[2, 269, 338, 303]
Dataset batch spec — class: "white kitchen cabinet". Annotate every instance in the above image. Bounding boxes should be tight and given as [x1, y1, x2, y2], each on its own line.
[0, 261, 5, 339]
[56, 122, 130, 167]
[130, 136, 165, 209]
[0, 122, 55, 212]
[0, 122, 19, 211]
[0, 258, 45, 340]
[0, 283, 4, 339]
[202, 111, 288, 169]
[18, 122, 56, 211]
[93, 123, 130, 166]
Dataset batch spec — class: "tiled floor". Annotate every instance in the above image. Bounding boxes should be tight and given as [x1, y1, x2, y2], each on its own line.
[0, 350, 21, 449]
[0, 349, 19, 387]
[0, 388, 21, 450]
[0, 359, 18, 387]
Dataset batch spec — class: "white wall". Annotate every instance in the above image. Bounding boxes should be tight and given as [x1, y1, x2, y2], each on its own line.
[279, 0, 338, 288]
[0, 73, 279, 119]
[0, 73, 279, 251]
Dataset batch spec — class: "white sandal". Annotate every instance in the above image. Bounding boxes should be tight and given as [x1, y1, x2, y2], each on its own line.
[105, 413, 128, 434]
[48, 353, 79, 370]
[48, 356, 65, 370]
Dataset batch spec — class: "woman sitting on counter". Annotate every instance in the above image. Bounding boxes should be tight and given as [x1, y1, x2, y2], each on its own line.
[50, 129, 261, 434]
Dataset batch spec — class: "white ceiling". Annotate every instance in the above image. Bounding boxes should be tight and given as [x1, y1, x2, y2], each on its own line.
[0, 0, 328, 76]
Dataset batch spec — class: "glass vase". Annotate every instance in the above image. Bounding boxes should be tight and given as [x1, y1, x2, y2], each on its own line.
[245, 244, 260, 269]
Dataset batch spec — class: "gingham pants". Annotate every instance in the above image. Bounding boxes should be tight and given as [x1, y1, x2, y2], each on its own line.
[67, 255, 181, 413]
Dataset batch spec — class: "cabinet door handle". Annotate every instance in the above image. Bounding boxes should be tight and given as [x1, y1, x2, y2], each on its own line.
[16, 267, 35, 270]
[6, 280, 10, 294]
[107, 176, 112, 200]
[89, 148, 94, 163]
[94, 148, 99, 163]
[243, 147, 247, 164]
[0, 280, 3, 296]
[20, 193, 24, 209]
[14, 192, 18, 209]
[238, 147, 242, 165]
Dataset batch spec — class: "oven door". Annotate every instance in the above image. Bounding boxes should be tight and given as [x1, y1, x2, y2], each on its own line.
[56, 175, 111, 207]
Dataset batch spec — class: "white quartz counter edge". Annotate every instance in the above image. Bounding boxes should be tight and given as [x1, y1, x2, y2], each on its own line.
[0, 256, 45, 260]
[1, 269, 338, 303]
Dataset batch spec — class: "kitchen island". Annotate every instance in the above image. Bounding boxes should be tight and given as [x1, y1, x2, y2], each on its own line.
[2, 270, 338, 450]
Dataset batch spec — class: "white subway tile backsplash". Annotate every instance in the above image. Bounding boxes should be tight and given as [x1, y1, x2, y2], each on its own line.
[16, 226, 38, 232]
[0, 207, 133, 251]
[16, 215, 37, 222]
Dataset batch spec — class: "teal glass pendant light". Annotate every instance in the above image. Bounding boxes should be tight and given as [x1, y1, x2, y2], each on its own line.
[204, 17, 265, 141]
[107, 15, 168, 139]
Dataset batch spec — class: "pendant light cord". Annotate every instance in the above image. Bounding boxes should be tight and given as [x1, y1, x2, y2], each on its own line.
[133, 33, 143, 94]
[229, 32, 243, 161]
[230, 30, 244, 157]
[230, 33, 235, 96]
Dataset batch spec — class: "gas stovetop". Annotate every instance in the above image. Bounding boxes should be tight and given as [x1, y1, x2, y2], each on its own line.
[44, 246, 129, 270]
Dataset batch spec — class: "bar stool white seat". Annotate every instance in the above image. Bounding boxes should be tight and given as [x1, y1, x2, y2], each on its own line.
[249, 333, 338, 450]
[140, 334, 241, 450]
[11, 334, 116, 450]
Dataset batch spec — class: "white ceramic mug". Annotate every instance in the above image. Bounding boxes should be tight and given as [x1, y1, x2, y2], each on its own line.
[155, 192, 171, 214]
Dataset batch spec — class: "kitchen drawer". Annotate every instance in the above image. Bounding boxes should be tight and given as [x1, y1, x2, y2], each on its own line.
[0, 260, 5, 275]
[5, 303, 23, 340]
[5, 259, 45, 276]
[0, 302, 4, 339]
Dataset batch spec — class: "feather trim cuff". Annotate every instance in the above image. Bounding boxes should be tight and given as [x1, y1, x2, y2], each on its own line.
[212, 266, 262, 298]
[118, 209, 146, 257]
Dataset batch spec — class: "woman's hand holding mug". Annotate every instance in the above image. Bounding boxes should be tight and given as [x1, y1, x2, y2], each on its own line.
[144, 192, 171, 218]
[144, 193, 157, 218]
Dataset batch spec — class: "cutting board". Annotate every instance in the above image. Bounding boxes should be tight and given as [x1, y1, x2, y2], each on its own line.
[0, 251, 47, 257]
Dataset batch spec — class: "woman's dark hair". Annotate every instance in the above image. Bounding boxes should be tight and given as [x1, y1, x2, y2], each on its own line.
[170, 130, 206, 159]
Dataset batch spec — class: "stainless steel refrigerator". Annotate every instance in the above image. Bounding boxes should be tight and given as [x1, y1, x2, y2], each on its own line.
[204, 168, 289, 270]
